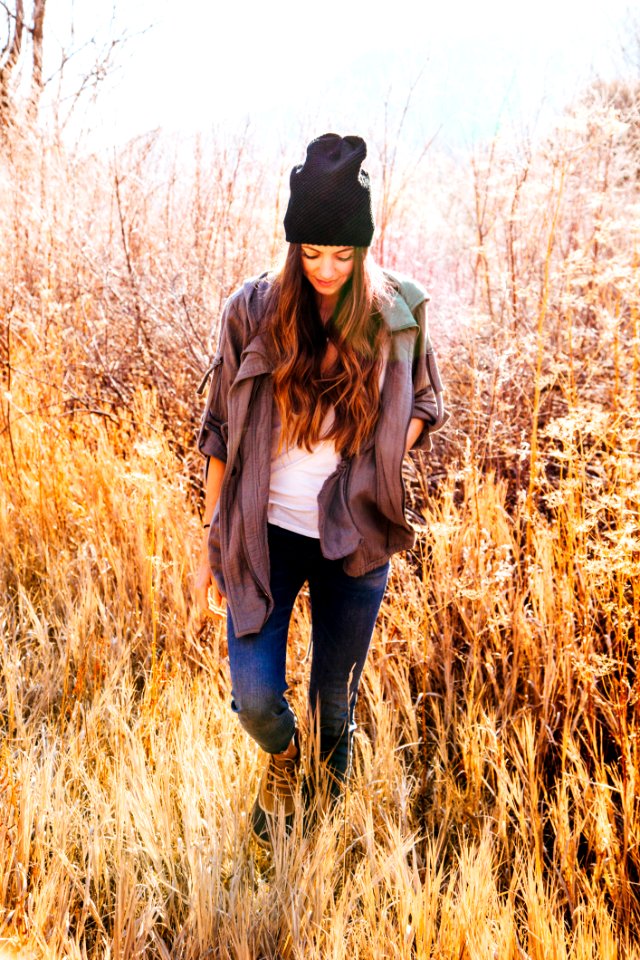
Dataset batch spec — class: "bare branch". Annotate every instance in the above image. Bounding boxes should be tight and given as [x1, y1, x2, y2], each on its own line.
[0, 0, 20, 65]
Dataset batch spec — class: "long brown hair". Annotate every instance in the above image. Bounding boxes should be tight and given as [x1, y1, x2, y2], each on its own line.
[264, 244, 391, 458]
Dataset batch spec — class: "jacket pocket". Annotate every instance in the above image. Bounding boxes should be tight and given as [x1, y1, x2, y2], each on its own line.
[318, 460, 363, 560]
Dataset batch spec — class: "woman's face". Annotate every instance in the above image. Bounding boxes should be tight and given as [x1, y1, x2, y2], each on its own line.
[301, 245, 355, 301]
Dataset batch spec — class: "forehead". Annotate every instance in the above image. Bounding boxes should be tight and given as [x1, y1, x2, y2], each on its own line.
[301, 244, 354, 253]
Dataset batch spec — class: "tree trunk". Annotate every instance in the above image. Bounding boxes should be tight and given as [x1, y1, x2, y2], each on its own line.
[27, 0, 45, 120]
[0, 0, 24, 126]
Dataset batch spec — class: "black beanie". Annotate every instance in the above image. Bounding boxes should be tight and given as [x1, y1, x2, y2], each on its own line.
[283, 133, 375, 247]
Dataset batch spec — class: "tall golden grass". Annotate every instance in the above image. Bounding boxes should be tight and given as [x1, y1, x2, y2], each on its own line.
[0, 97, 639, 957]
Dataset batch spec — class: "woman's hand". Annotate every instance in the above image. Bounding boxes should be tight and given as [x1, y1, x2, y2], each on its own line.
[404, 417, 425, 454]
[195, 545, 226, 619]
[195, 456, 227, 619]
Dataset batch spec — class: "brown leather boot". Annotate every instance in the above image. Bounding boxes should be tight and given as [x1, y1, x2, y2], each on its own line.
[250, 731, 300, 846]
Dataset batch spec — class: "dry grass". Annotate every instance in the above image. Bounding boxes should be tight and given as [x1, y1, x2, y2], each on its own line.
[1, 95, 639, 957]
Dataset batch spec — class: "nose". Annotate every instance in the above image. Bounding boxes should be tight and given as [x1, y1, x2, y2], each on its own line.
[317, 257, 335, 280]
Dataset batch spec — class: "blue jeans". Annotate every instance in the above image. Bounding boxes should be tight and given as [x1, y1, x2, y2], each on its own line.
[227, 524, 389, 791]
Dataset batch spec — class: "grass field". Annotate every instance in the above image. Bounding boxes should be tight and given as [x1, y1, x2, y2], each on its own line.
[0, 101, 639, 957]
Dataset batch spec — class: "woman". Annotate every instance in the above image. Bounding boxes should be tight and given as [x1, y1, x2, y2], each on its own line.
[195, 133, 446, 845]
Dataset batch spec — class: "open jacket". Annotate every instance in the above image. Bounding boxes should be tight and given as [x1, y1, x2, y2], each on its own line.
[198, 271, 447, 638]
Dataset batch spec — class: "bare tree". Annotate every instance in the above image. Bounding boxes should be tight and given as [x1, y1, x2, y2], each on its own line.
[0, 0, 24, 123]
[0, 0, 46, 127]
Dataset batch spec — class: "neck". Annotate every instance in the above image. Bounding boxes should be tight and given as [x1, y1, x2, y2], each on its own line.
[317, 292, 338, 323]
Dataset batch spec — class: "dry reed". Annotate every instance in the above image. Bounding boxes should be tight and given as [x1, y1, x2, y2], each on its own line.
[0, 93, 639, 957]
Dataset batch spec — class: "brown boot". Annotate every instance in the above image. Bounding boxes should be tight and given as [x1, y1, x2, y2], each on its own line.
[250, 731, 300, 846]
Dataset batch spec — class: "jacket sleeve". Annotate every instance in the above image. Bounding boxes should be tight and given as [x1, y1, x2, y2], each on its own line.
[197, 292, 246, 464]
[410, 298, 449, 452]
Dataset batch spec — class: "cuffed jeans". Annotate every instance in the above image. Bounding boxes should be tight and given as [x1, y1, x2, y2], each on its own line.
[227, 524, 389, 791]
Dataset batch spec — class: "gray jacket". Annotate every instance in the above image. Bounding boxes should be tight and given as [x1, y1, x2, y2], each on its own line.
[198, 271, 447, 637]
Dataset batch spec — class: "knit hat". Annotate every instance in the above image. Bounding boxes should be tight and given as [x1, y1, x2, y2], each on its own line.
[284, 133, 375, 247]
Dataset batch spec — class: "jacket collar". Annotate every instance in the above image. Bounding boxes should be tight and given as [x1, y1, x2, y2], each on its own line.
[380, 289, 419, 333]
[232, 275, 418, 385]
[233, 331, 273, 383]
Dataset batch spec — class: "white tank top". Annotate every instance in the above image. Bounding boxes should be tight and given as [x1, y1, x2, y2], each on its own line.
[268, 408, 338, 538]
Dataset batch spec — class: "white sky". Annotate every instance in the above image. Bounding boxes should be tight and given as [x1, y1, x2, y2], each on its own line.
[41, 0, 637, 150]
